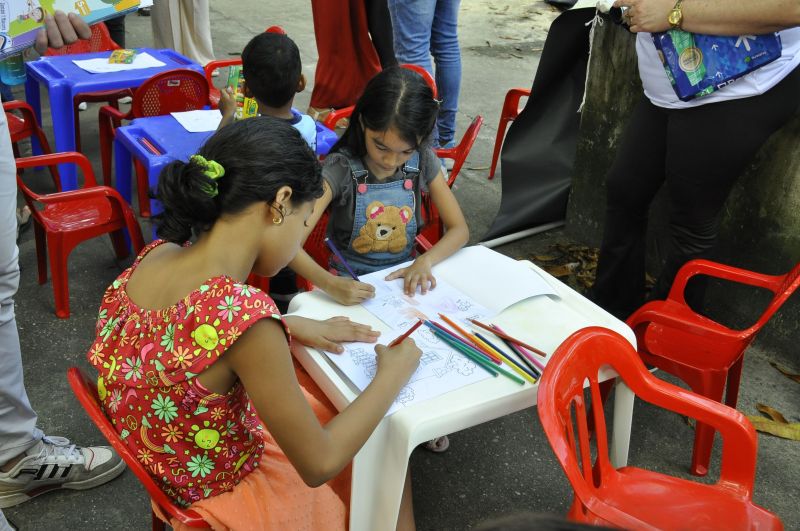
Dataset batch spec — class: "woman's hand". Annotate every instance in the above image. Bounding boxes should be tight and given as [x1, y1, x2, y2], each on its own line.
[384, 256, 436, 296]
[614, 0, 673, 33]
[284, 316, 380, 353]
[324, 275, 376, 305]
[374, 339, 421, 386]
[34, 11, 91, 54]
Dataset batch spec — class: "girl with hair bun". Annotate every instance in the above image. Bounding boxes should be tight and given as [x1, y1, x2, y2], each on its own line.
[87, 117, 422, 530]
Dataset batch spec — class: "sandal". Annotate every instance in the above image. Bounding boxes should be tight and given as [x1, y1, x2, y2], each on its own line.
[423, 435, 450, 453]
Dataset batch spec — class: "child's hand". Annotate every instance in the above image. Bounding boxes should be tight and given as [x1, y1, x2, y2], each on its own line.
[384, 256, 436, 296]
[375, 339, 421, 385]
[284, 316, 380, 353]
[326, 276, 376, 305]
[219, 86, 236, 119]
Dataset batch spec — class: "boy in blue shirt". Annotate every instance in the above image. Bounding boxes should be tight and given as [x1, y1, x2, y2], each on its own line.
[219, 32, 316, 152]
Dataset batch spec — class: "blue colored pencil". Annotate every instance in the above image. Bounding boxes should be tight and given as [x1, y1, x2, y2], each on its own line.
[475, 331, 538, 382]
[324, 237, 359, 281]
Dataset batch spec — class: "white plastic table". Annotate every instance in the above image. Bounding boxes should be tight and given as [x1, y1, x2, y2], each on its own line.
[288, 258, 636, 531]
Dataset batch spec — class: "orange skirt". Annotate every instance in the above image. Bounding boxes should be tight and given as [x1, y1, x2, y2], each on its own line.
[171, 362, 351, 531]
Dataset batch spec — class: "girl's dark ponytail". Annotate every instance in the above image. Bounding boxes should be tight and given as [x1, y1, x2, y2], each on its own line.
[154, 116, 323, 244]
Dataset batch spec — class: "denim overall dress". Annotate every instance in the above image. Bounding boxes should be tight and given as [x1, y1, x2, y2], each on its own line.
[332, 154, 421, 276]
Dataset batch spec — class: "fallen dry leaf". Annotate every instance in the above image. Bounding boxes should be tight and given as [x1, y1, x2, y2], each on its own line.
[756, 403, 789, 424]
[769, 361, 800, 384]
[746, 416, 800, 441]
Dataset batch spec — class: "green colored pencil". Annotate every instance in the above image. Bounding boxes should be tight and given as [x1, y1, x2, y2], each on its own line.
[432, 328, 525, 385]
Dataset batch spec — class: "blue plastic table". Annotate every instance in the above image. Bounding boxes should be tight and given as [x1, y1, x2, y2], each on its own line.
[114, 113, 339, 223]
[24, 48, 203, 190]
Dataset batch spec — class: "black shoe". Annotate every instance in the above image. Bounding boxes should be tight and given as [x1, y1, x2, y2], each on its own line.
[137, 7, 151, 16]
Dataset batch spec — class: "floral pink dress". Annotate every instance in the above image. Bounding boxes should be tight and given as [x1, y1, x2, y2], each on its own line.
[88, 240, 349, 530]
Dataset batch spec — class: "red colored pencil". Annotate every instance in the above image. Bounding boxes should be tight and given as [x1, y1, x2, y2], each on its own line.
[469, 319, 548, 358]
[139, 137, 162, 156]
[388, 319, 423, 347]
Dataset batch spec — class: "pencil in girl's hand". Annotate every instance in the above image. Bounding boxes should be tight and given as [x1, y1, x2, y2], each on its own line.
[324, 237, 359, 281]
[469, 319, 548, 358]
[388, 319, 423, 347]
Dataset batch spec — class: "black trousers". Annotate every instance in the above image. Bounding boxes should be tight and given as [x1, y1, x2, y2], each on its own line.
[591, 66, 800, 319]
[104, 15, 126, 49]
[365, 0, 397, 68]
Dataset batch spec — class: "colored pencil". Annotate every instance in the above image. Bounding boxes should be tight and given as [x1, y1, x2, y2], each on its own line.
[428, 326, 525, 385]
[426, 320, 500, 365]
[324, 237, 359, 281]
[474, 331, 538, 383]
[469, 319, 548, 359]
[427, 326, 501, 378]
[139, 137, 161, 156]
[491, 324, 546, 372]
[497, 335, 541, 376]
[388, 319, 423, 347]
[438, 314, 503, 364]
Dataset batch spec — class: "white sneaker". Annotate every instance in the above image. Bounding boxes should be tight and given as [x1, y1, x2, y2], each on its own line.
[118, 96, 132, 104]
[0, 436, 126, 508]
[77, 102, 88, 111]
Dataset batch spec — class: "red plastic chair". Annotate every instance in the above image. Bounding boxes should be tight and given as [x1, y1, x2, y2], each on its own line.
[98, 69, 210, 215]
[322, 63, 438, 131]
[45, 22, 134, 153]
[538, 326, 783, 531]
[488, 88, 530, 180]
[4, 100, 60, 186]
[67, 367, 209, 530]
[16, 152, 145, 318]
[625, 259, 800, 476]
[419, 115, 484, 244]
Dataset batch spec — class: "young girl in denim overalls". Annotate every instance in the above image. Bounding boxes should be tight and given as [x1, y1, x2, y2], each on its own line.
[291, 66, 469, 307]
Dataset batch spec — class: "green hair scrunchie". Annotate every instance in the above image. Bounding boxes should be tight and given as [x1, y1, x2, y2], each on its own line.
[190, 154, 226, 197]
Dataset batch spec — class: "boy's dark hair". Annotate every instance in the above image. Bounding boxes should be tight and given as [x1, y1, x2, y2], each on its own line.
[156, 117, 323, 243]
[332, 66, 439, 158]
[241, 32, 302, 108]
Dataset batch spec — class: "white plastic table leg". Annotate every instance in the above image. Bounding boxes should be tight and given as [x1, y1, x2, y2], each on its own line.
[610, 380, 635, 468]
[349, 419, 410, 531]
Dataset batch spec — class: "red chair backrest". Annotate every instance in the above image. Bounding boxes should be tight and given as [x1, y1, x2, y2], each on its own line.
[132, 69, 211, 118]
[436, 115, 483, 187]
[45, 22, 120, 56]
[538, 327, 760, 522]
[399, 63, 438, 99]
[304, 210, 331, 270]
[759, 262, 800, 330]
[67, 367, 209, 528]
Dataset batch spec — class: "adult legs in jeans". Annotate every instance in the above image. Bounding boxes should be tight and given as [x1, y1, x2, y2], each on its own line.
[0, 111, 42, 468]
[389, 0, 462, 146]
[592, 67, 800, 320]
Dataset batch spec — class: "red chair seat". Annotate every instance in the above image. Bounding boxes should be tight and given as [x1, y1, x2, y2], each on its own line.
[572, 466, 781, 529]
[39, 196, 117, 232]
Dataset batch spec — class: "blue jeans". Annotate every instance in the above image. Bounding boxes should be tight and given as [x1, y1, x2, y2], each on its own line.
[388, 0, 462, 146]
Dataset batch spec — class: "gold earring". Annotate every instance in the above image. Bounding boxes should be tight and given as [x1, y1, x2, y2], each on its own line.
[272, 205, 284, 225]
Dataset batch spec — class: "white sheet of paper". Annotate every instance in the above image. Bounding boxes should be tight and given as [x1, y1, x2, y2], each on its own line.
[170, 110, 222, 133]
[323, 267, 500, 415]
[433, 245, 558, 314]
[72, 52, 166, 74]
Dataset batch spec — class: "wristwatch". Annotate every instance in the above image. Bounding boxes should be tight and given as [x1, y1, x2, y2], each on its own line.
[668, 0, 684, 30]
